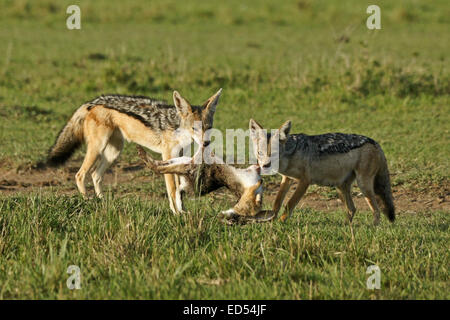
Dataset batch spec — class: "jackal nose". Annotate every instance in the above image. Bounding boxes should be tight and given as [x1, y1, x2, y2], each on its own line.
[262, 162, 271, 168]
[203, 140, 211, 147]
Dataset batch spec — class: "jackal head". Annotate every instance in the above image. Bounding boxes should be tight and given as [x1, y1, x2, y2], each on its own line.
[249, 119, 291, 173]
[173, 88, 222, 149]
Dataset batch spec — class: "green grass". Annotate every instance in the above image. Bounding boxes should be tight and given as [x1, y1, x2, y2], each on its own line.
[0, 193, 448, 299]
[0, 0, 449, 299]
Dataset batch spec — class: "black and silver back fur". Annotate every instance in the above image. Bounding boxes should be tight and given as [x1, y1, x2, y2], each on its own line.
[85, 94, 181, 131]
[285, 133, 377, 157]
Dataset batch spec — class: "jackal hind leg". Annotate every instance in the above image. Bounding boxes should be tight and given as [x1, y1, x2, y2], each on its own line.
[76, 126, 112, 198]
[280, 179, 309, 222]
[91, 130, 123, 198]
[356, 173, 381, 226]
[337, 173, 356, 223]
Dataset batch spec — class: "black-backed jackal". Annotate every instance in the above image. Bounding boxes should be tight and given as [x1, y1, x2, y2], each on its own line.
[46, 89, 222, 214]
[249, 119, 395, 225]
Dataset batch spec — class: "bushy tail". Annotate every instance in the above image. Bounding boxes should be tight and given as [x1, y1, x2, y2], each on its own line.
[46, 105, 87, 167]
[374, 152, 395, 222]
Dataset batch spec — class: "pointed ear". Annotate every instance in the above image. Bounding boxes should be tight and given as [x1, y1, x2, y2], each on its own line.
[249, 119, 264, 154]
[279, 120, 291, 142]
[249, 118, 263, 132]
[249, 118, 263, 141]
[202, 88, 222, 118]
[173, 90, 192, 116]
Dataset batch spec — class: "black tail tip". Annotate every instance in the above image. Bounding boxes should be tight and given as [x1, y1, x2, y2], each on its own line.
[32, 158, 60, 171]
[45, 158, 61, 168]
[45, 152, 73, 168]
[33, 161, 48, 171]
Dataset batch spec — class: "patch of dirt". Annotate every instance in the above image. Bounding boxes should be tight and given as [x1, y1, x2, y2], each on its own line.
[0, 160, 449, 214]
[262, 180, 450, 214]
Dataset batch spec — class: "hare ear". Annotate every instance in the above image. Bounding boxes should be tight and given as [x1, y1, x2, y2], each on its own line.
[173, 91, 192, 116]
[202, 88, 222, 121]
[279, 120, 291, 142]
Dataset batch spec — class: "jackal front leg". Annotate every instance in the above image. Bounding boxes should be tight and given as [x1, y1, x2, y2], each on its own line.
[161, 148, 181, 214]
[272, 175, 292, 217]
[280, 179, 309, 222]
[138, 146, 191, 214]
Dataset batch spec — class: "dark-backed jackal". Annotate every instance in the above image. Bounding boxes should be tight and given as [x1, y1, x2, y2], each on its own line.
[46, 89, 222, 214]
[249, 119, 395, 225]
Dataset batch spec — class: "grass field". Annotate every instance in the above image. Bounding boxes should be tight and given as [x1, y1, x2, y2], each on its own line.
[0, 0, 449, 299]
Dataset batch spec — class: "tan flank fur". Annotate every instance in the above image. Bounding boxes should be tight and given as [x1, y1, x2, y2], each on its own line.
[249, 119, 395, 225]
[46, 89, 222, 214]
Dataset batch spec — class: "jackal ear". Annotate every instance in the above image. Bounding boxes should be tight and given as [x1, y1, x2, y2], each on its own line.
[173, 91, 192, 116]
[249, 118, 263, 131]
[249, 119, 263, 142]
[202, 88, 222, 117]
[279, 120, 291, 142]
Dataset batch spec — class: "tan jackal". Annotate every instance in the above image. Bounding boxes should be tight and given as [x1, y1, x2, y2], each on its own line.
[249, 119, 395, 225]
[45, 89, 222, 214]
